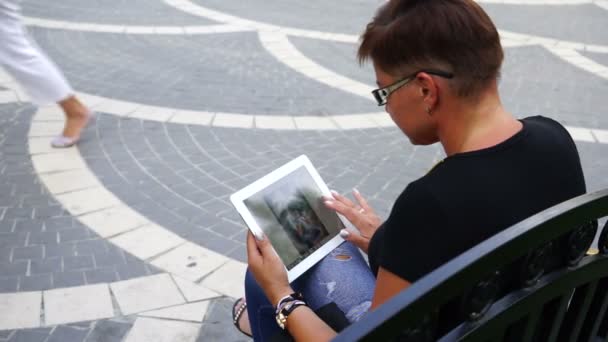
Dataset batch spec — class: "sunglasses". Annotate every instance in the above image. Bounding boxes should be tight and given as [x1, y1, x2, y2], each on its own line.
[371, 69, 454, 106]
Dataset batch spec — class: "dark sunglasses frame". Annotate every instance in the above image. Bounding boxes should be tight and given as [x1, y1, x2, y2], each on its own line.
[371, 69, 454, 106]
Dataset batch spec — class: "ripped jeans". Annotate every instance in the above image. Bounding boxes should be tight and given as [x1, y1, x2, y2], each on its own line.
[244, 242, 376, 341]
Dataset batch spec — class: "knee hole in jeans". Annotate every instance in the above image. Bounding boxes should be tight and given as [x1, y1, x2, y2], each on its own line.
[334, 254, 352, 261]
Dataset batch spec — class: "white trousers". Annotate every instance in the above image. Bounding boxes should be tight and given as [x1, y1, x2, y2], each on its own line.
[0, 0, 73, 105]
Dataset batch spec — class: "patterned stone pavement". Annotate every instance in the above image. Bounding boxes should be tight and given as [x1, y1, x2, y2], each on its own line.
[0, 0, 607, 341]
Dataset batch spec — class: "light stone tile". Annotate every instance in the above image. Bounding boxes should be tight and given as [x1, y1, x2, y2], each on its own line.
[255, 115, 296, 130]
[74, 92, 107, 108]
[110, 224, 184, 260]
[29, 137, 62, 155]
[44, 284, 114, 326]
[370, 114, 395, 128]
[212, 113, 254, 128]
[128, 106, 175, 121]
[592, 129, 608, 144]
[40, 169, 100, 194]
[124, 317, 200, 342]
[332, 114, 378, 130]
[212, 25, 252, 33]
[565, 126, 596, 143]
[169, 110, 214, 125]
[183, 26, 215, 34]
[294, 116, 338, 130]
[597, 0, 608, 11]
[0, 292, 41, 330]
[55, 187, 121, 216]
[32, 106, 64, 121]
[172, 276, 220, 302]
[31, 150, 84, 173]
[154, 26, 185, 34]
[141, 301, 210, 322]
[111, 274, 185, 315]
[124, 26, 156, 34]
[86, 24, 125, 33]
[28, 121, 65, 137]
[201, 260, 247, 298]
[79, 206, 149, 238]
[12, 87, 30, 102]
[0, 90, 18, 104]
[150, 243, 227, 282]
[94, 100, 139, 116]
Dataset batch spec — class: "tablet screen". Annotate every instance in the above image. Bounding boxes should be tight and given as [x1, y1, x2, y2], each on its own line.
[243, 166, 344, 270]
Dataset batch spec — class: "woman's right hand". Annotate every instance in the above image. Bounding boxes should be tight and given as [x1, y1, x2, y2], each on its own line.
[323, 189, 381, 254]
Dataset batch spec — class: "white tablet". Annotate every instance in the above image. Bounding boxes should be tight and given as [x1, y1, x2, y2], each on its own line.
[230, 155, 345, 282]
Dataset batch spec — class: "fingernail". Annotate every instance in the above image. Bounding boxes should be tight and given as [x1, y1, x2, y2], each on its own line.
[255, 233, 265, 241]
[330, 190, 339, 196]
[324, 200, 333, 206]
[353, 188, 360, 194]
[339, 229, 350, 238]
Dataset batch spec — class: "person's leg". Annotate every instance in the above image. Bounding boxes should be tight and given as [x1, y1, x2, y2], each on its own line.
[245, 270, 283, 341]
[56, 95, 90, 142]
[293, 242, 375, 323]
[0, 1, 90, 145]
[244, 242, 376, 340]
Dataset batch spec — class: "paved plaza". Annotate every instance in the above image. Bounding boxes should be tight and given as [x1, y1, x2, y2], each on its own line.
[0, 0, 607, 341]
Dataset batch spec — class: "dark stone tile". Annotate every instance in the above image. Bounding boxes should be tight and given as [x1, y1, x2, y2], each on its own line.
[12, 245, 44, 260]
[2, 208, 32, 220]
[75, 240, 108, 256]
[0, 260, 27, 277]
[199, 298, 250, 342]
[13, 219, 44, 232]
[32, 206, 65, 219]
[47, 325, 88, 342]
[85, 268, 118, 284]
[209, 220, 244, 238]
[59, 227, 91, 243]
[85, 319, 132, 342]
[0, 220, 14, 233]
[30, 257, 62, 275]
[189, 230, 239, 256]
[44, 217, 74, 232]
[0, 248, 11, 263]
[92, 249, 125, 268]
[45, 243, 76, 258]
[0, 276, 18, 292]
[19, 274, 52, 291]
[0, 233, 27, 248]
[52, 271, 86, 288]
[115, 262, 148, 280]
[27, 231, 58, 246]
[227, 246, 247, 264]
[63, 255, 94, 271]
[10, 328, 52, 342]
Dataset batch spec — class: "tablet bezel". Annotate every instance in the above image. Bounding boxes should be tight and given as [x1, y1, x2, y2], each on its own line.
[230, 155, 345, 282]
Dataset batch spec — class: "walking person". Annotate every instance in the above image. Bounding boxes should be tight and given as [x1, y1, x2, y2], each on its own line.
[0, 0, 91, 147]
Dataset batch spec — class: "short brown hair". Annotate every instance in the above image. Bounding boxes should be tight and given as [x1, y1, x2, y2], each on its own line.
[359, 0, 503, 97]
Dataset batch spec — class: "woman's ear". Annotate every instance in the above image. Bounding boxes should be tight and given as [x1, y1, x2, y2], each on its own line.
[417, 73, 439, 110]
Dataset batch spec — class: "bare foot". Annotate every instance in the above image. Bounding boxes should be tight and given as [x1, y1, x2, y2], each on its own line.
[58, 95, 91, 139]
[233, 297, 252, 337]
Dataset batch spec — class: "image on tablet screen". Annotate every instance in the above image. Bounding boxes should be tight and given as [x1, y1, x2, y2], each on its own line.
[243, 166, 342, 269]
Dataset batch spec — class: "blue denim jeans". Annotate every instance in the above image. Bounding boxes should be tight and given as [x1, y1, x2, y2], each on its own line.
[245, 242, 376, 341]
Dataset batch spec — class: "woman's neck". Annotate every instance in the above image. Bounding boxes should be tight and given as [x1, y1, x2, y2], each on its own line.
[437, 86, 522, 156]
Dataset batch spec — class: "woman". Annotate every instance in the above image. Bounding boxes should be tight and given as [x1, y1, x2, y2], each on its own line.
[0, 0, 90, 147]
[237, 0, 586, 340]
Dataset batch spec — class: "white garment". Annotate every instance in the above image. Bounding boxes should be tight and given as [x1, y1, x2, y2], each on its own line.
[0, 0, 73, 104]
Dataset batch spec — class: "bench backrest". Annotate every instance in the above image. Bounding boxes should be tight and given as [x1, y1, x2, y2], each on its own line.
[334, 189, 608, 341]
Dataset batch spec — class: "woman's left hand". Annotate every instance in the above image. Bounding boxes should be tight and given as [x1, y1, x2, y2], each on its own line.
[247, 231, 293, 305]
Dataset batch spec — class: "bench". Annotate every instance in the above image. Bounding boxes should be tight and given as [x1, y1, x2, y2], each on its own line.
[334, 189, 608, 341]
